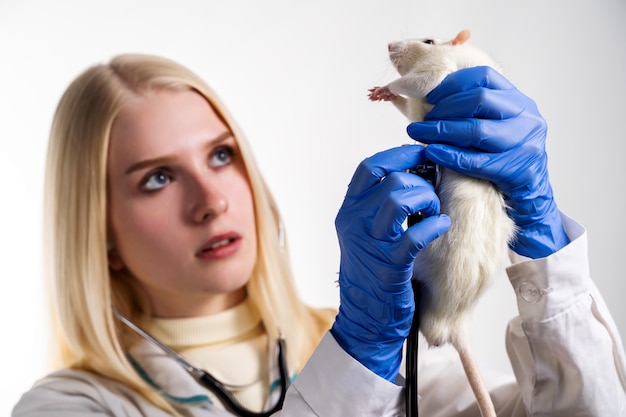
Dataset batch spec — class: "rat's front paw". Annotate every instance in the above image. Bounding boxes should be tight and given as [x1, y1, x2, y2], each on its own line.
[368, 86, 396, 101]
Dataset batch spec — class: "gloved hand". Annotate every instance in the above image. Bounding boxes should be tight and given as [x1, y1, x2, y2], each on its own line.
[331, 145, 451, 381]
[406, 66, 569, 259]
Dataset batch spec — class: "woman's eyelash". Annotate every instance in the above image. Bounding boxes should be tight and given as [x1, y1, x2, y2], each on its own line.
[217, 144, 236, 157]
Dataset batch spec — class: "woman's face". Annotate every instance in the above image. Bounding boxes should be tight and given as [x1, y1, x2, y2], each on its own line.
[107, 89, 256, 317]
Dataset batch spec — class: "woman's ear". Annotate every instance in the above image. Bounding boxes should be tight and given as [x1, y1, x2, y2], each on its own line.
[107, 243, 125, 271]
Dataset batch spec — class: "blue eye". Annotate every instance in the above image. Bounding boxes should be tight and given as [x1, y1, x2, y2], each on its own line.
[210, 145, 235, 168]
[142, 170, 171, 191]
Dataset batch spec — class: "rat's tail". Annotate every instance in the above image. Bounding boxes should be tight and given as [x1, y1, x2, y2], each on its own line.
[458, 346, 497, 417]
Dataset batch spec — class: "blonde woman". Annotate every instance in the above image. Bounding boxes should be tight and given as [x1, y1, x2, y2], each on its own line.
[13, 53, 342, 416]
[13, 56, 626, 416]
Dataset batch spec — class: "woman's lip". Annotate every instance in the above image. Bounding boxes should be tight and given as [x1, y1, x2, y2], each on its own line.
[196, 233, 242, 260]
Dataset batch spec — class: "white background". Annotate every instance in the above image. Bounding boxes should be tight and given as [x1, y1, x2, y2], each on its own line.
[1, 0, 624, 413]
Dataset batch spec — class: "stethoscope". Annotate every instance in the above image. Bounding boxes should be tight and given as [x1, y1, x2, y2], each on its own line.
[406, 281, 420, 417]
[405, 159, 439, 417]
[112, 308, 290, 417]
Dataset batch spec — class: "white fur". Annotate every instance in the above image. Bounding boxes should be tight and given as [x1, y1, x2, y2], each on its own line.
[414, 168, 515, 348]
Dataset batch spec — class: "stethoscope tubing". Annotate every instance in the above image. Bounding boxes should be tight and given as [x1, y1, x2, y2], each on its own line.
[406, 281, 420, 417]
[112, 308, 290, 417]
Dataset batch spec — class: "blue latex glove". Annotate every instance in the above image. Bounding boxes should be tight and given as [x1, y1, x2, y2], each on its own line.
[331, 145, 451, 381]
[406, 66, 569, 258]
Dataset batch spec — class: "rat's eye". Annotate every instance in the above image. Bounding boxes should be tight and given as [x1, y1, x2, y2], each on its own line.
[422, 39, 435, 45]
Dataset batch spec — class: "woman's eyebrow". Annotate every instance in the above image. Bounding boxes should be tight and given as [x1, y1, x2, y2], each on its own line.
[124, 131, 233, 175]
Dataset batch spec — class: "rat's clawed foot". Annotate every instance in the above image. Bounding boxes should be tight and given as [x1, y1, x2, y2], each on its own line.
[368, 86, 396, 102]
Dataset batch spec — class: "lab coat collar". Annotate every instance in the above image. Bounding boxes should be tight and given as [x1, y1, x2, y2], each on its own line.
[128, 338, 211, 405]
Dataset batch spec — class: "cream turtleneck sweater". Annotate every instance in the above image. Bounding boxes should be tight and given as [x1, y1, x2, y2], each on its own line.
[148, 299, 269, 412]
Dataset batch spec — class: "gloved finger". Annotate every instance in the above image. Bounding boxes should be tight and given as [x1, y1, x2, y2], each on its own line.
[424, 143, 545, 191]
[424, 88, 529, 121]
[371, 184, 440, 241]
[400, 215, 451, 260]
[407, 113, 542, 153]
[423, 144, 500, 182]
[426, 66, 515, 104]
[346, 145, 427, 197]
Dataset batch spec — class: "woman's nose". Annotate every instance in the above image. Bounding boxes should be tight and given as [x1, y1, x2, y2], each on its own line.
[189, 177, 229, 223]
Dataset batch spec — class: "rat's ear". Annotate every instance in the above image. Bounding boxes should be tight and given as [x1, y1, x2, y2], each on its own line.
[451, 30, 470, 45]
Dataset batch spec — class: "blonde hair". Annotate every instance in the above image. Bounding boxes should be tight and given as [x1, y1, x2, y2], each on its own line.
[45, 53, 336, 412]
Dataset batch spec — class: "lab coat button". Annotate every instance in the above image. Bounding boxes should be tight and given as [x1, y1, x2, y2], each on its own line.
[519, 280, 543, 303]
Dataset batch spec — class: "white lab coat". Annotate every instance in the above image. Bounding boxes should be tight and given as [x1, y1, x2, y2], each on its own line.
[12, 214, 626, 416]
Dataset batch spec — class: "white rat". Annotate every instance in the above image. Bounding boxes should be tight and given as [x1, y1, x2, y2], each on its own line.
[369, 30, 517, 417]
